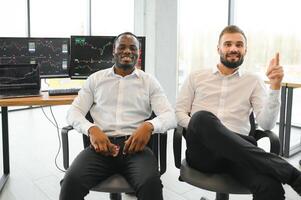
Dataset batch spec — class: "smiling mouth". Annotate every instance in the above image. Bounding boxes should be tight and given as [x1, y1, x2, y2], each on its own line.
[121, 56, 132, 62]
[227, 54, 240, 60]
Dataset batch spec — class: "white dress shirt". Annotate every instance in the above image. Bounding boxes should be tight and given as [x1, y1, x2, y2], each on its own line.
[67, 67, 176, 137]
[176, 67, 280, 135]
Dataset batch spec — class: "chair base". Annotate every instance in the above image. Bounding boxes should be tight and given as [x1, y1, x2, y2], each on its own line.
[200, 192, 229, 200]
[110, 193, 121, 200]
[216, 193, 229, 200]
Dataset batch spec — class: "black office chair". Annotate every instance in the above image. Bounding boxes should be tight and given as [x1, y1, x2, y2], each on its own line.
[173, 113, 280, 200]
[61, 112, 167, 200]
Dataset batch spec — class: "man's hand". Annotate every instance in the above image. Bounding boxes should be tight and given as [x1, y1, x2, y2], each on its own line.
[123, 122, 153, 154]
[88, 126, 119, 156]
[266, 52, 284, 90]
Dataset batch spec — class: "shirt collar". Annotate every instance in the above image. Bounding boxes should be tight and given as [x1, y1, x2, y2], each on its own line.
[108, 66, 140, 78]
[212, 65, 242, 77]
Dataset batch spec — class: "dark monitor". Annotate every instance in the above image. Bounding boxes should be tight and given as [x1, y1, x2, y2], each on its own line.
[69, 35, 145, 79]
[0, 37, 69, 78]
[0, 63, 40, 90]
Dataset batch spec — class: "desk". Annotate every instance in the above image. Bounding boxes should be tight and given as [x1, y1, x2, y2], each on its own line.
[279, 82, 301, 157]
[0, 92, 76, 192]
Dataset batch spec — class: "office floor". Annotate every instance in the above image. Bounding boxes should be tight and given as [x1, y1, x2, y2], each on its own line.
[0, 105, 300, 200]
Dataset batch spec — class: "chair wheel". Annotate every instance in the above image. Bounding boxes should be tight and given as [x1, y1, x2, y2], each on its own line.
[200, 197, 210, 200]
[110, 193, 122, 200]
[299, 160, 301, 166]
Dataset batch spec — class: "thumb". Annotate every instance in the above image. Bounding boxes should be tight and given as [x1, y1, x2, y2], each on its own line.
[123, 137, 132, 154]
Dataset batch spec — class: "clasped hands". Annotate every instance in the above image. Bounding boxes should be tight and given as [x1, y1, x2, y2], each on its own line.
[266, 52, 284, 90]
[88, 122, 153, 157]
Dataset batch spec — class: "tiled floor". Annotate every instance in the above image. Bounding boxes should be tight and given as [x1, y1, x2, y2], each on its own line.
[0, 105, 300, 200]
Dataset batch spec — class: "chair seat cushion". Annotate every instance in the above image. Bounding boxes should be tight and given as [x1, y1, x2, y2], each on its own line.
[91, 174, 134, 193]
[180, 159, 250, 194]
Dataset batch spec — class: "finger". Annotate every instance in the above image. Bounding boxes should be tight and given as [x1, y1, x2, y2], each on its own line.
[128, 142, 136, 154]
[123, 137, 132, 154]
[92, 143, 100, 152]
[268, 72, 284, 79]
[275, 52, 279, 66]
[98, 143, 109, 155]
[109, 143, 119, 157]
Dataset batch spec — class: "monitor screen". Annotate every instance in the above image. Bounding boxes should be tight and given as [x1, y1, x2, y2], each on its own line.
[0, 63, 40, 90]
[0, 37, 69, 78]
[69, 35, 145, 79]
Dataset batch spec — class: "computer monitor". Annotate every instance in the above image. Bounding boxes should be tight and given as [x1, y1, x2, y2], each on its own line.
[0, 63, 40, 90]
[69, 35, 145, 79]
[0, 37, 69, 78]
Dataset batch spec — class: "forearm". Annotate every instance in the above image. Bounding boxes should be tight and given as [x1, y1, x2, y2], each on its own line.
[256, 89, 281, 130]
[175, 110, 190, 129]
[66, 105, 94, 135]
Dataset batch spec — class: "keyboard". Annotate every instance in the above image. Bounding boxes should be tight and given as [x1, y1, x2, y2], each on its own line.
[48, 88, 80, 96]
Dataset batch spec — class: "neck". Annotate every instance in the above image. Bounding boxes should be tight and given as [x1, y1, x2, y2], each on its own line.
[114, 66, 135, 77]
[217, 64, 238, 75]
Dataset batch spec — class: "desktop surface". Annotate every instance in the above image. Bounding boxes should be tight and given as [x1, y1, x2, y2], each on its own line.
[0, 92, 75, 107]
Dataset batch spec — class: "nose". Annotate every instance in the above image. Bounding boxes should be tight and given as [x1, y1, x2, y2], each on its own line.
[229, 44, 238, 52]
[123, 47, 131, 54]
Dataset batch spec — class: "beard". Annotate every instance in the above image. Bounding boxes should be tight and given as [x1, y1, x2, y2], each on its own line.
[220, 52, 244, 69]
[114, 54, 138, 70]
[115, 62, 135, 70]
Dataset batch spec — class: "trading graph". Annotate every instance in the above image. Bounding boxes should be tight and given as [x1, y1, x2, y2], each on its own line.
[69, 36, 145, 78]
[0, 37, 69, 78]
[0, 64, 40, 89]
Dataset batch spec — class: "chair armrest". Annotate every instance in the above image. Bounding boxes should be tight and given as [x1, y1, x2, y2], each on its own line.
[61, 125, 74, 170]
[159, 132, 167, 175]
[173, 125, 185, 169]
[253, 129, 280, 155]
[147, 132, 167, 175]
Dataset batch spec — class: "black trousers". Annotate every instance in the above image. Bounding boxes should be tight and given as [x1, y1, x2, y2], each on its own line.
[186, 111, 300, 200]
[59, 137, 163, 200]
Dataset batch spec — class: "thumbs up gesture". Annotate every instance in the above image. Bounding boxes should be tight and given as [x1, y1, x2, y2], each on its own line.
[266, 53, 284, 90]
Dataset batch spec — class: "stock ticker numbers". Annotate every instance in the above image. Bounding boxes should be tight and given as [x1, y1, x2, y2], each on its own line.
[0, 38, 70, 78]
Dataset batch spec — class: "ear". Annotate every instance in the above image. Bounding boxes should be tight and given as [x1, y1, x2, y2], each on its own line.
[217, 44, 220, 54]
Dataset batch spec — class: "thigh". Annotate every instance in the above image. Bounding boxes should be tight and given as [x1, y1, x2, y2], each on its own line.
[63, 147, 116, 189]
[122, 147, 161, 190]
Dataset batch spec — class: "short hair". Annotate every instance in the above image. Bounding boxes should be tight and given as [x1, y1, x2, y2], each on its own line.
[113, 32, 140, 48]
[218, 25, 247, 44]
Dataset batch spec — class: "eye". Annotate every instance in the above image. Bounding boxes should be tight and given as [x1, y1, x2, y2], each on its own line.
[130, 46, 138, 51]
[224, 42, 232, 47]
[118, 46, 126, 51]
[236, 43, 244, 48]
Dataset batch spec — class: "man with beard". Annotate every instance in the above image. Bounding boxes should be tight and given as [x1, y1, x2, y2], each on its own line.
[175, 25, 301, 199]
[59, 32, 176, 200]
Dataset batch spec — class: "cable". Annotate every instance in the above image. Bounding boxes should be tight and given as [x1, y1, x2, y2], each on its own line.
[40, 106, 59, 128]
[49, 106, 66, 172]
[40, 106, 65, 172]
[43, 78, 50, 87]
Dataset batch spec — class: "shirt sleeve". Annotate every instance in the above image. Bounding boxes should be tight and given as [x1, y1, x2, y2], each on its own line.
[175, 74, 195, 128]
[146, 76, 177, 133]
[66, 76, 96, 135]
[251, 79, 281, 130]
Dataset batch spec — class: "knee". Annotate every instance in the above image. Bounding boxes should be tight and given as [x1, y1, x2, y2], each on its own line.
[252, 177, 285, 200]
[189, 111, 213, 126]
[59, 171, 88, 199]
